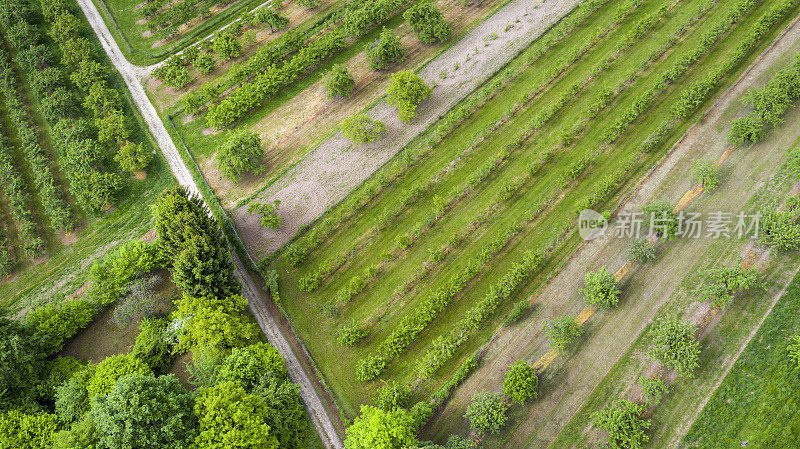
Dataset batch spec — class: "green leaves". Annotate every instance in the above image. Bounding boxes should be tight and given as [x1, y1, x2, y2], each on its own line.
[175, 294, 258, 357]
[581, 267, 621, 308]
[404, 1, 451, 44]
[344, 406, 417, 449]
[697, 266, 759, 308]
[546, 315, 584, 352]
[194, 381, 279, 449]
[464, 392, 508, 435]
[592, 399, 650, 449]
[367, 28, 405, 70]
[387, 70, 432, 123]
[647, 316, 699, 377]
[325, 64, 355, 98]
[215, 130, 266, 183]
[503, 360, 538, 404]
[341, 114, 387, 144]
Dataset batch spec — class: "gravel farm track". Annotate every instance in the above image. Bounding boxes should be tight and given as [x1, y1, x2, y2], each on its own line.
[74, 0, 587, 447]
[77, 0, 344, 447]
[234, 0, 584, 256]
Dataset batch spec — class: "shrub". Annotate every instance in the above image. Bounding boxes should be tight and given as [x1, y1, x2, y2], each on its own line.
[788, 334, 800, 369]
[131, 318, 174, 375]
[464, 392, 508, 435]
[592, 399, 650, 449]
[375, 381, 412, 410]
[86, 354, 152, 399]
[403, 1, 451, 44]
[337, 322, 368, 346]
[546, 315, 584, 351]
[341, 114, 387, 144]
[345, 406, 417, 449]
[216, 131, 265, 182]
[325, 64, 355, 98]
[217, 342, 287, 390]
[504, 300, 529, 325]
[639, 376, 669, 406]
[247, 201, 282, 230]
[356, 355, 387, 381]
[502, 360, 538, 404]
[691, 160, 720, 191]
[387, 70, 432, 123]
[367, 28, 405, 70]
[627, 238, 656, 263]
[697, 266, 758, 308]
[27, 299, 96, 354]
[647, 316, 699, 377]
[213, 31, 242, 60]
[759, 209, 800, 250]
[641, 200, 679, 240]
[581, 267, 621, 308]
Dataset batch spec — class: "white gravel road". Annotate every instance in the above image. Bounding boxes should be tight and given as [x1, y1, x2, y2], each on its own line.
[236, 0, 583, 255]
[76, 0, 345, 447]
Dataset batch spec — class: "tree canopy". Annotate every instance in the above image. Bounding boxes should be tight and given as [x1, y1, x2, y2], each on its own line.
[344, 405, 417, 449]
[367, 28, 405, 70]
[216, 131, 265, 183]
[592, 399, 650, 449]
[502, 360, 538, 404]
[404, 1, 451, 44]
[546, 315, 584, 352]
[325, 64, 355, 98]
[464, 392, 508, 435]
[341, 114, 387, 144]
[176, 294, 258, 357]
[647, 316, 700, 377]
[194, 381, 279, 449]
[581, 267, 621, 308]
[387, 70, 432, 123]
[90, 373, 197, 449]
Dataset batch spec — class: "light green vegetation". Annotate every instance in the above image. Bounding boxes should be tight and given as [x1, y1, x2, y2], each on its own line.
[266, 0, 800, 422]
[92, 0, 268, 65]
[0, 0, 175, 312]
[682, 272, 800, 448]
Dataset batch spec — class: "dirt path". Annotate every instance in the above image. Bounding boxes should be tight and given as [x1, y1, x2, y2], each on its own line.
[76, 1, 345, 447]
[234, 0, 584, 256]
[425, 12, 800, 448]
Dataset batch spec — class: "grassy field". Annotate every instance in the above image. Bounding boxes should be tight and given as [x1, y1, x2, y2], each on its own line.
[91, 0, 268, 64]
[681, 274, 800, 448]
[262, 0, 800, 423]
[157, 0, 511, 207]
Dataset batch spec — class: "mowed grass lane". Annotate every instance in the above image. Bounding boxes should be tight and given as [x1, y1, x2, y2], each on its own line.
[273, 0, 783, 418]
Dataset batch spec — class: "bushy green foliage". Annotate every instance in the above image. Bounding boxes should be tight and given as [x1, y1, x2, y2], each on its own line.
[38, 356, 86, 402]
[325, 64, 355, 98]
[367, 28, 405, 70]
[0, 410, 61, 449]
[172, 233, 240, 299]
[344, 405, 417, 449]
[627, 238, 656, 263]
[759, 207, 800, 251]
[691, 161, 720, 191]
[464, 392, 508, 435]
[341, 114, 387, 144]
[788, 334, 800, 369]
[592, 399, 650, 449]
[546, 315, 584, 351]
[26, 299, 96, 355]
[115, 141, 153, 173]
[641, 200, 679, 241]
[697, 266, 759, 308]
[375, 381, 412, 410]
[217, 342, 287, 390]
[581, 267, 621, 308]
[404, 1, 451, 44]
[55, 368, 93, 422]
[504, 300, 529, 326]
[216, 131, 265, 182]
[247, 201, 282, 230]
[0, 310, 46, 407]
[131, 318, 175, 375]
[86, 354, 152, 399]
[730, 55, 800, 145]
[153, 56, 192, 89]
[250, 373, 308, 449]
[387, 71, 431, 123]
[337, 321, 368, 346]
[647, 316, 699, 377]
[153, 186, 223, 265]
[639, 376, 669, 406]
[213, 31, 242, 60]
[194, 381, 279, 448]
[90, 373, 196, 449]
[502, 360, 538, 404]
[175, 294, 258, 357]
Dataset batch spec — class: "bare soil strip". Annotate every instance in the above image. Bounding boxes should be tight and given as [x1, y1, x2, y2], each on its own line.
[76, 0, 345, 447]
[233, 0, 584, 256]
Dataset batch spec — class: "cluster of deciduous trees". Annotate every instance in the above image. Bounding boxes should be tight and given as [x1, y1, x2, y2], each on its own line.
[205, 0, 409, 128]
[140, 0, 239, 38]
[1, 185, 309, 448]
